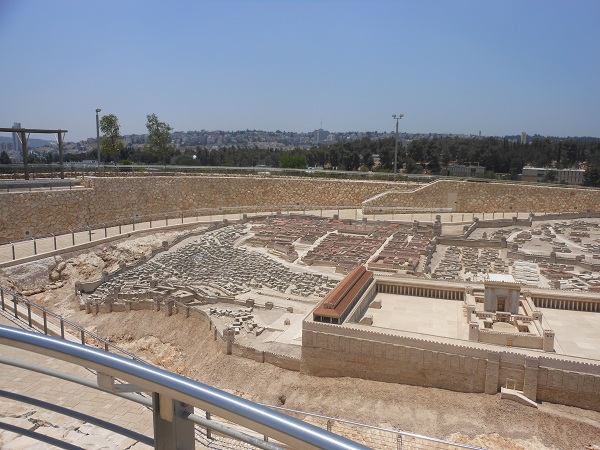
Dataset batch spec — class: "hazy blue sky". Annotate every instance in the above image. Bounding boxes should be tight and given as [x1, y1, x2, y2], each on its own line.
[1, 0, 599, 142]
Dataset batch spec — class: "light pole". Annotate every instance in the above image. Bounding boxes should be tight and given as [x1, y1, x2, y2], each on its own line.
[95, 108, 101, 167]
[392, 114, 404, 181]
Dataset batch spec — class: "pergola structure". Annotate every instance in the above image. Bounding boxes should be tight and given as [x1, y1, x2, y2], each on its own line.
[0, 127, 68, 180]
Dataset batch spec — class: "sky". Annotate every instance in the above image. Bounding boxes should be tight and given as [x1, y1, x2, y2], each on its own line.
[1, 0, 599, 142]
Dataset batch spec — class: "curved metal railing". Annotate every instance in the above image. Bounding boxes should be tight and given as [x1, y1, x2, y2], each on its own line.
[0, 325, 370, 449]
[0, 286, 144, 363]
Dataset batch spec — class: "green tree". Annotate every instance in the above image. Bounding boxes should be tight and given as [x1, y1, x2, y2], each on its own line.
[99, 114, 125, 162]
[145, 113, 173, 163]
[583, 167, 600, 187]
[542, 170, 558, 183]
[0, 151, 11, 164]
[279, 153, 307, 169]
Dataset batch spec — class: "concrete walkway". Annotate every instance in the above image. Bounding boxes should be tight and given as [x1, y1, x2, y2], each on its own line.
[0, 315, 154, 449]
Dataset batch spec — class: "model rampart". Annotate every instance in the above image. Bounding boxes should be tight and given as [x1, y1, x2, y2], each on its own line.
[302, 318, 600, 411]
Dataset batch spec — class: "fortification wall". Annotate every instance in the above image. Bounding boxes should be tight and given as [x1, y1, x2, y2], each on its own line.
[302, 328, 488, 393]
[0, 176, 399, 241]
[363, 180, 600, 214]
[302, 320, 600, 411]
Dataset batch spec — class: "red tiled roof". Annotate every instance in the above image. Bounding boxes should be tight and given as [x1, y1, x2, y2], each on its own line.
[313, 266, 373, 320]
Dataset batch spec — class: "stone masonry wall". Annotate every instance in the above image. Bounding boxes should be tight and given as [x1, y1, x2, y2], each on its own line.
[0, 176, 399, 241]
[302, 329, 488, 393]
[302, 322, 600, 411]
[364, 180, 600, 213]
[4, 176, 600, 241]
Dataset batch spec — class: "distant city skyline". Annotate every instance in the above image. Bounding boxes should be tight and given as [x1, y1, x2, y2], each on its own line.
[1, 0, 599, 142]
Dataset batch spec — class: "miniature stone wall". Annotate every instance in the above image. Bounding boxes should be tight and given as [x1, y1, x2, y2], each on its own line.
[302, 319, 600, 411]
[302, 325, 488, 393]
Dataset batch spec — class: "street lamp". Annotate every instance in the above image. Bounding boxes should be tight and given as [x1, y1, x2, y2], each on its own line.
[95, 108, 101, 167]
[392, 114, 404, 181]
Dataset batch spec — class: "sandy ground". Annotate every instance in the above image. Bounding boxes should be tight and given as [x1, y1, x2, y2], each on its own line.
[2, 227, 600, 449]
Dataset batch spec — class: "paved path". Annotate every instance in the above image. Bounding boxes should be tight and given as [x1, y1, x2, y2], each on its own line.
[0, 315, 154, 449]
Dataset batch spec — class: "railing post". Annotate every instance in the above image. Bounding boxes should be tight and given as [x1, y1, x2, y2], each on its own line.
[53, 234, 57, 250]
[60, 320, 65, 339]
[119, 224, 122, 234]
[80, 329, 85, 345]
[33, 237, 37, 255]
[27, 303, 32, 327]
[150, 218, 152, 228]
[43, 311, 48, 334]
[88, 227, 92, 242]
[152, 393, 195, 450]
[181, 212, 184, 224]
[0, 289, 4, 310]
[104, 224, 107, 238]
[206, 411, 212, 439]
[71, 230, 75, 246]
[13, 296, 18, 319]
[11, 242, 15, 260]
[132, 216, 136, 231]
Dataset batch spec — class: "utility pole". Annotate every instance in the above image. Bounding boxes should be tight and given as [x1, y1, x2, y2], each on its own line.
[392, 114, 404, 181]
[96, 108, 102, 167]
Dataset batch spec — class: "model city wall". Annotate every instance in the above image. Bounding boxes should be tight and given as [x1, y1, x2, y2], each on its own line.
[301, 319, 600, 411]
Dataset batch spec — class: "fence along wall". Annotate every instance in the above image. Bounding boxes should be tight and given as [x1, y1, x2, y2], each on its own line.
[0, 176, 399, 241]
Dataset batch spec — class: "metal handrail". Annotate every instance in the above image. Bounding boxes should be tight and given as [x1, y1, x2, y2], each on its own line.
[0, 286, 144, 364]
[0, 325, 370, 450]
[260, 403, 484, 450]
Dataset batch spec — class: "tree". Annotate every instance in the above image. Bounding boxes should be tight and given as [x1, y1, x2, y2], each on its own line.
[583, 167, 600, 187]
[279, 153, 307, 169]
[145, 113, 173, 164]
[542, 170, 558, 183]
[99, 114, 124, 162]
[0, 151, 11, 164]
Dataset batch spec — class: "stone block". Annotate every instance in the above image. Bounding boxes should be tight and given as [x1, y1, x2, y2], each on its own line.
[547, 369, 563, 389]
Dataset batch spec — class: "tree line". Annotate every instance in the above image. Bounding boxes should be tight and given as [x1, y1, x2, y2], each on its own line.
[3, 113, 599, 185]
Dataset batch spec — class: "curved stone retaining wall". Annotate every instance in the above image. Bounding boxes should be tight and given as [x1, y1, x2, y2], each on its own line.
[3, 175, 600, 242]
[0, 176, 400, 241]
[364, 180, 600, 214]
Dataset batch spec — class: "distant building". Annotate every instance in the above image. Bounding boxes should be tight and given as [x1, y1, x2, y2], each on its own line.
[521, 166, 585, 185]
[12, 122, 22, 155]
[521, 132, 527, 145]
[312, 129, 330, 146]
[446, 164, 485, 177]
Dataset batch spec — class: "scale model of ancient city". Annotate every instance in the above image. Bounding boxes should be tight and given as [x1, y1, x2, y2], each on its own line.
[69, 194, 600, 413]
[3, 175, 600, 443]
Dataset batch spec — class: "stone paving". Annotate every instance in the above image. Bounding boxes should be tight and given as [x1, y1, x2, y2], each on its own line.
[0, 316, 153, 449]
